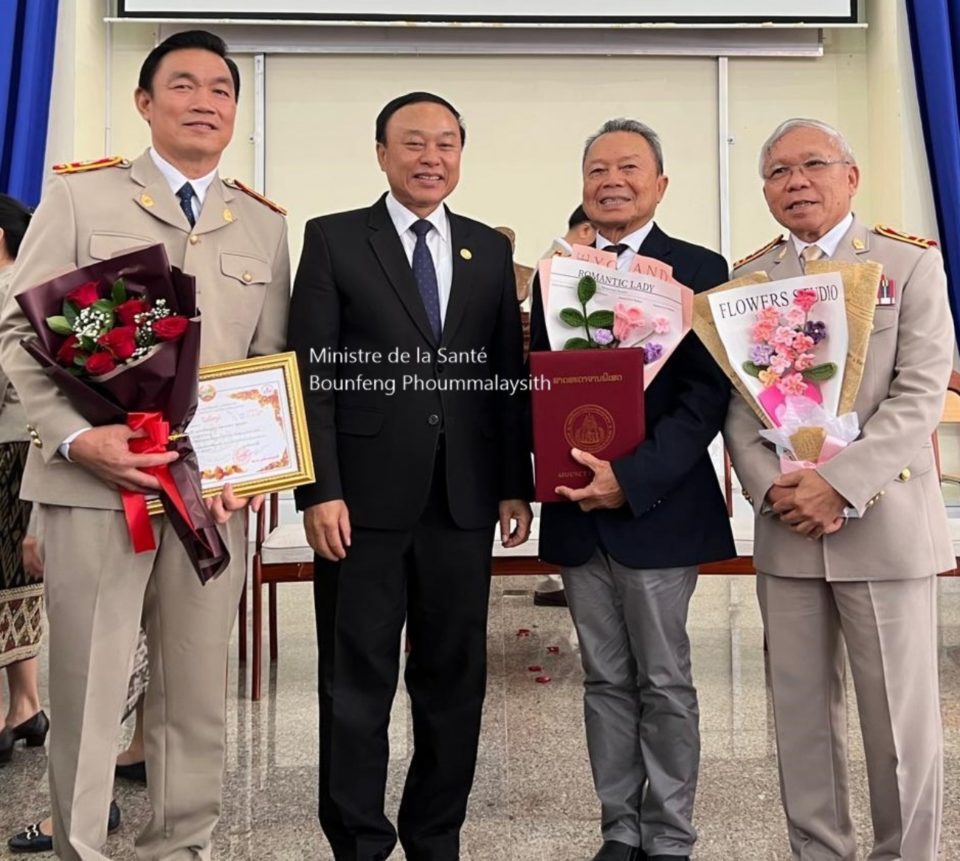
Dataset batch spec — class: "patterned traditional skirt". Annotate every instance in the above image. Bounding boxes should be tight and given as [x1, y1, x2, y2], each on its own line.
[0, 441, 41, 668]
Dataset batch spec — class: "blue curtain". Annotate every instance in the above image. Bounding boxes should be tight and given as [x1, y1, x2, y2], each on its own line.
[0, 0, 59, 207]
[906, 0, 960, 343]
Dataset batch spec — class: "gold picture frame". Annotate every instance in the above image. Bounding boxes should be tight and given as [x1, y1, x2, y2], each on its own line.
[147, 351, 313, 514]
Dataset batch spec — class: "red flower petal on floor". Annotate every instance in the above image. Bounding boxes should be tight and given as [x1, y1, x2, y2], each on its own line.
[535, 675, 552, 684]
[547, 645, 560, 654]
[516, 628, 531, 637]
[528, 665, 543, 673]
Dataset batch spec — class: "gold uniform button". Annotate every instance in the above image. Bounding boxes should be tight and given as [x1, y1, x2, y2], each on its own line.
[189, 235, 200, 245]
[32, 437, 42, 448]
[242, 271, 253, 283]
[899, 468, 911, 481]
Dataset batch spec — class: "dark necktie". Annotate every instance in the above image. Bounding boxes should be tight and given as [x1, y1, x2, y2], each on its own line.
[411, 219, 442, 340]
[603, 243, 630, 257]
[177, 182, 196, 228]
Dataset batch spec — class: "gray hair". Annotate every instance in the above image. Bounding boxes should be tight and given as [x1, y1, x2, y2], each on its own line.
[583, 118, 664, 175]
[759, 118, 857, 177]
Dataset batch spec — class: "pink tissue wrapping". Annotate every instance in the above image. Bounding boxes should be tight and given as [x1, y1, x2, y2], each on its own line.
[758, 382, 822, 427]
[779, 436, 847, 473]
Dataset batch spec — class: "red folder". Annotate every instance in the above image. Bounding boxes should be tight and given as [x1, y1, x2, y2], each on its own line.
[530, 349, 645, 503]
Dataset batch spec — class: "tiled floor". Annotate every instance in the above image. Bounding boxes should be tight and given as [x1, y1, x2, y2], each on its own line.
[3, 574, 960, 860]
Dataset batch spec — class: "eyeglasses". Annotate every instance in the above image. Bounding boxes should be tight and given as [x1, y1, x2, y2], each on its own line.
[763, 159, 851, 183]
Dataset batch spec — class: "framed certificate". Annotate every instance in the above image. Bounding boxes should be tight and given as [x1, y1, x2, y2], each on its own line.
[147, 352, 313, 513]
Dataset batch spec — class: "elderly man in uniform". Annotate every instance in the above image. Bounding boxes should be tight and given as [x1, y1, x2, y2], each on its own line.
[0, 30, 289, 861]
[725, 117, 954, 860]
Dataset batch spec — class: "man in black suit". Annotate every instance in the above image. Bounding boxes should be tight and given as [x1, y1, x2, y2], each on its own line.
[529, 119, 735, 861]
[287, 92, 533, 861]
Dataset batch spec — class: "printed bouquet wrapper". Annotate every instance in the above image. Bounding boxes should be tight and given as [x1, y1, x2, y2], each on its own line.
[15, 243, 229, 584]
[541, 253, 692, 388]
[757, 381, 823, 427]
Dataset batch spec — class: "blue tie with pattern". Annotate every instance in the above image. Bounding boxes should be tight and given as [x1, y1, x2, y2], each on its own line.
[177, 182, 196, 228]
[411, 219, 442, 340]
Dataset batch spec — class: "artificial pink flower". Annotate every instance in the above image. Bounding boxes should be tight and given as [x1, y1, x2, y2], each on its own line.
[653, 316, 670, 334]
[777, 372, 808, 396]
[769, 352, 792, 374]
[613, 302, 645, 342]
[784, 306, 806, 328]
[794, 353, 816, 371]
[771, 326, 796, 349]
[751, 322, 774, 343]
[792, 333, 815, 353]
[793, 288, 818, 312]
[758, 307, 780, 326]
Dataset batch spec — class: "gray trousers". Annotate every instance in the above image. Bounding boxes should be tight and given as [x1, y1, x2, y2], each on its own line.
[562, 551, 700, 856]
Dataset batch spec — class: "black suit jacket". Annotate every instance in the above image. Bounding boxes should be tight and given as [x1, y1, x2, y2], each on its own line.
[288, 194, 533, 530]
[529, 223, 736, 568]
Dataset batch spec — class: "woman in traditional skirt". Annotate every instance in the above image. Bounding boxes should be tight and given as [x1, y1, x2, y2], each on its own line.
[0, 194, 48, 764]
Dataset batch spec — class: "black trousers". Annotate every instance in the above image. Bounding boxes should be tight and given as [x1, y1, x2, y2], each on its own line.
[314, 450, 494, 861]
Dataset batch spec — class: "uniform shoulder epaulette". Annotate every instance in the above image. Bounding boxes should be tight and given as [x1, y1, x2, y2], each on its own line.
[224, 179, 287, 216]
[732, 234, 785, 270]
[52, 156, 128, 175]
[873, 224, 938, 249]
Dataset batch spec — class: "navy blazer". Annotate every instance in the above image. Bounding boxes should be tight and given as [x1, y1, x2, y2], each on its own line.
[529, 223, 736, 568]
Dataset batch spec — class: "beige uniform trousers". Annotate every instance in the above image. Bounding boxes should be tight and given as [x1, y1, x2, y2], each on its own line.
[757, 573, 941, 861]
[42, 504, 245, 861]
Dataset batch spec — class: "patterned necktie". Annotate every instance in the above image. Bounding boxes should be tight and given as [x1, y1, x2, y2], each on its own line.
[177, 182, 196, 228]
[411, 219, 442, 340]
[603, 243, 630, 257]
[800, 244, 824, 271]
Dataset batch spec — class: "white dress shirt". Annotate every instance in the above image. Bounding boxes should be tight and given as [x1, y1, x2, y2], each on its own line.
[791, 212, 854, 260]
[149, 148, 217, 223]
[596, 220, 657, 272]
[385, 192, 454, 324]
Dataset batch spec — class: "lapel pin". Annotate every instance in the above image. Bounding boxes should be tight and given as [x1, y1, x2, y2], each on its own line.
[460, 248, 472, 260]
[223, 209, 234, 223]
[852, 237, 865, 251]
[139, 193, 154, 208]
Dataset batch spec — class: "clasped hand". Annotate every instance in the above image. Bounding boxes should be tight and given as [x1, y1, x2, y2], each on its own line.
[768, 469, 846, 540]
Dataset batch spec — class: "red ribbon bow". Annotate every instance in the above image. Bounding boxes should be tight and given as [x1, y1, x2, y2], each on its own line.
[119, 412, 195, 553]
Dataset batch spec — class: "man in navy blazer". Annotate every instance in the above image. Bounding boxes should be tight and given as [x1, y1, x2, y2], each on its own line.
[529, 119, 735, 861]
[288, 93, 532, 861]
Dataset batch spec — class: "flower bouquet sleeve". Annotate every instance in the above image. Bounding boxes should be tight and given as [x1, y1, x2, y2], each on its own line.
[15, 243, 229, 583]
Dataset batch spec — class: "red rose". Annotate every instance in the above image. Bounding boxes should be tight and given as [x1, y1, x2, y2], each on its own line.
[152, 315, 188, 342]
[56, 335, 80, 366]
[84, 352, 116, 376]
[97, 326, 137, 361]
[116, 298, 149, 327]
[66, 281, 101, 309]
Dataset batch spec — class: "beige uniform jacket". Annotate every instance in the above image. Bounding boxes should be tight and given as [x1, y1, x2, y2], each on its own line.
[0, 267, 29, 443]
[0, 150, 290, 510]
[724, 217, 955, 580]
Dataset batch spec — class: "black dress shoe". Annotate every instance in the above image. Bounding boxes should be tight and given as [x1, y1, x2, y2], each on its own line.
[0, 711, 48, 765]
[115, 760, 147, 784]
[533, 589, 568, 607]
[8, 801, 121, 853]
[590, 840, 640, 861]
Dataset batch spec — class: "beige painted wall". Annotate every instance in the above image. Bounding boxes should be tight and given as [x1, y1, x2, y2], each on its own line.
[48, 0, 935, 270]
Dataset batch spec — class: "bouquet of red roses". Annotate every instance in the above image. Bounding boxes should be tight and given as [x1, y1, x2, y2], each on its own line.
[15, 243, 229, 583]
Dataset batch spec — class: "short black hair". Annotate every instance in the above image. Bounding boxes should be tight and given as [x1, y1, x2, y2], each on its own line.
[0, 193, 32, 260]
[375, 92, 466, 146]
[138, 30, 240, 100]
[568, 205, 589, 229]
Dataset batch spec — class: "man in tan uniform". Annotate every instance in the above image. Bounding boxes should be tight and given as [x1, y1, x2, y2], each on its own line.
[725, 118, 954, 860]
[0, 31, 289, 861]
